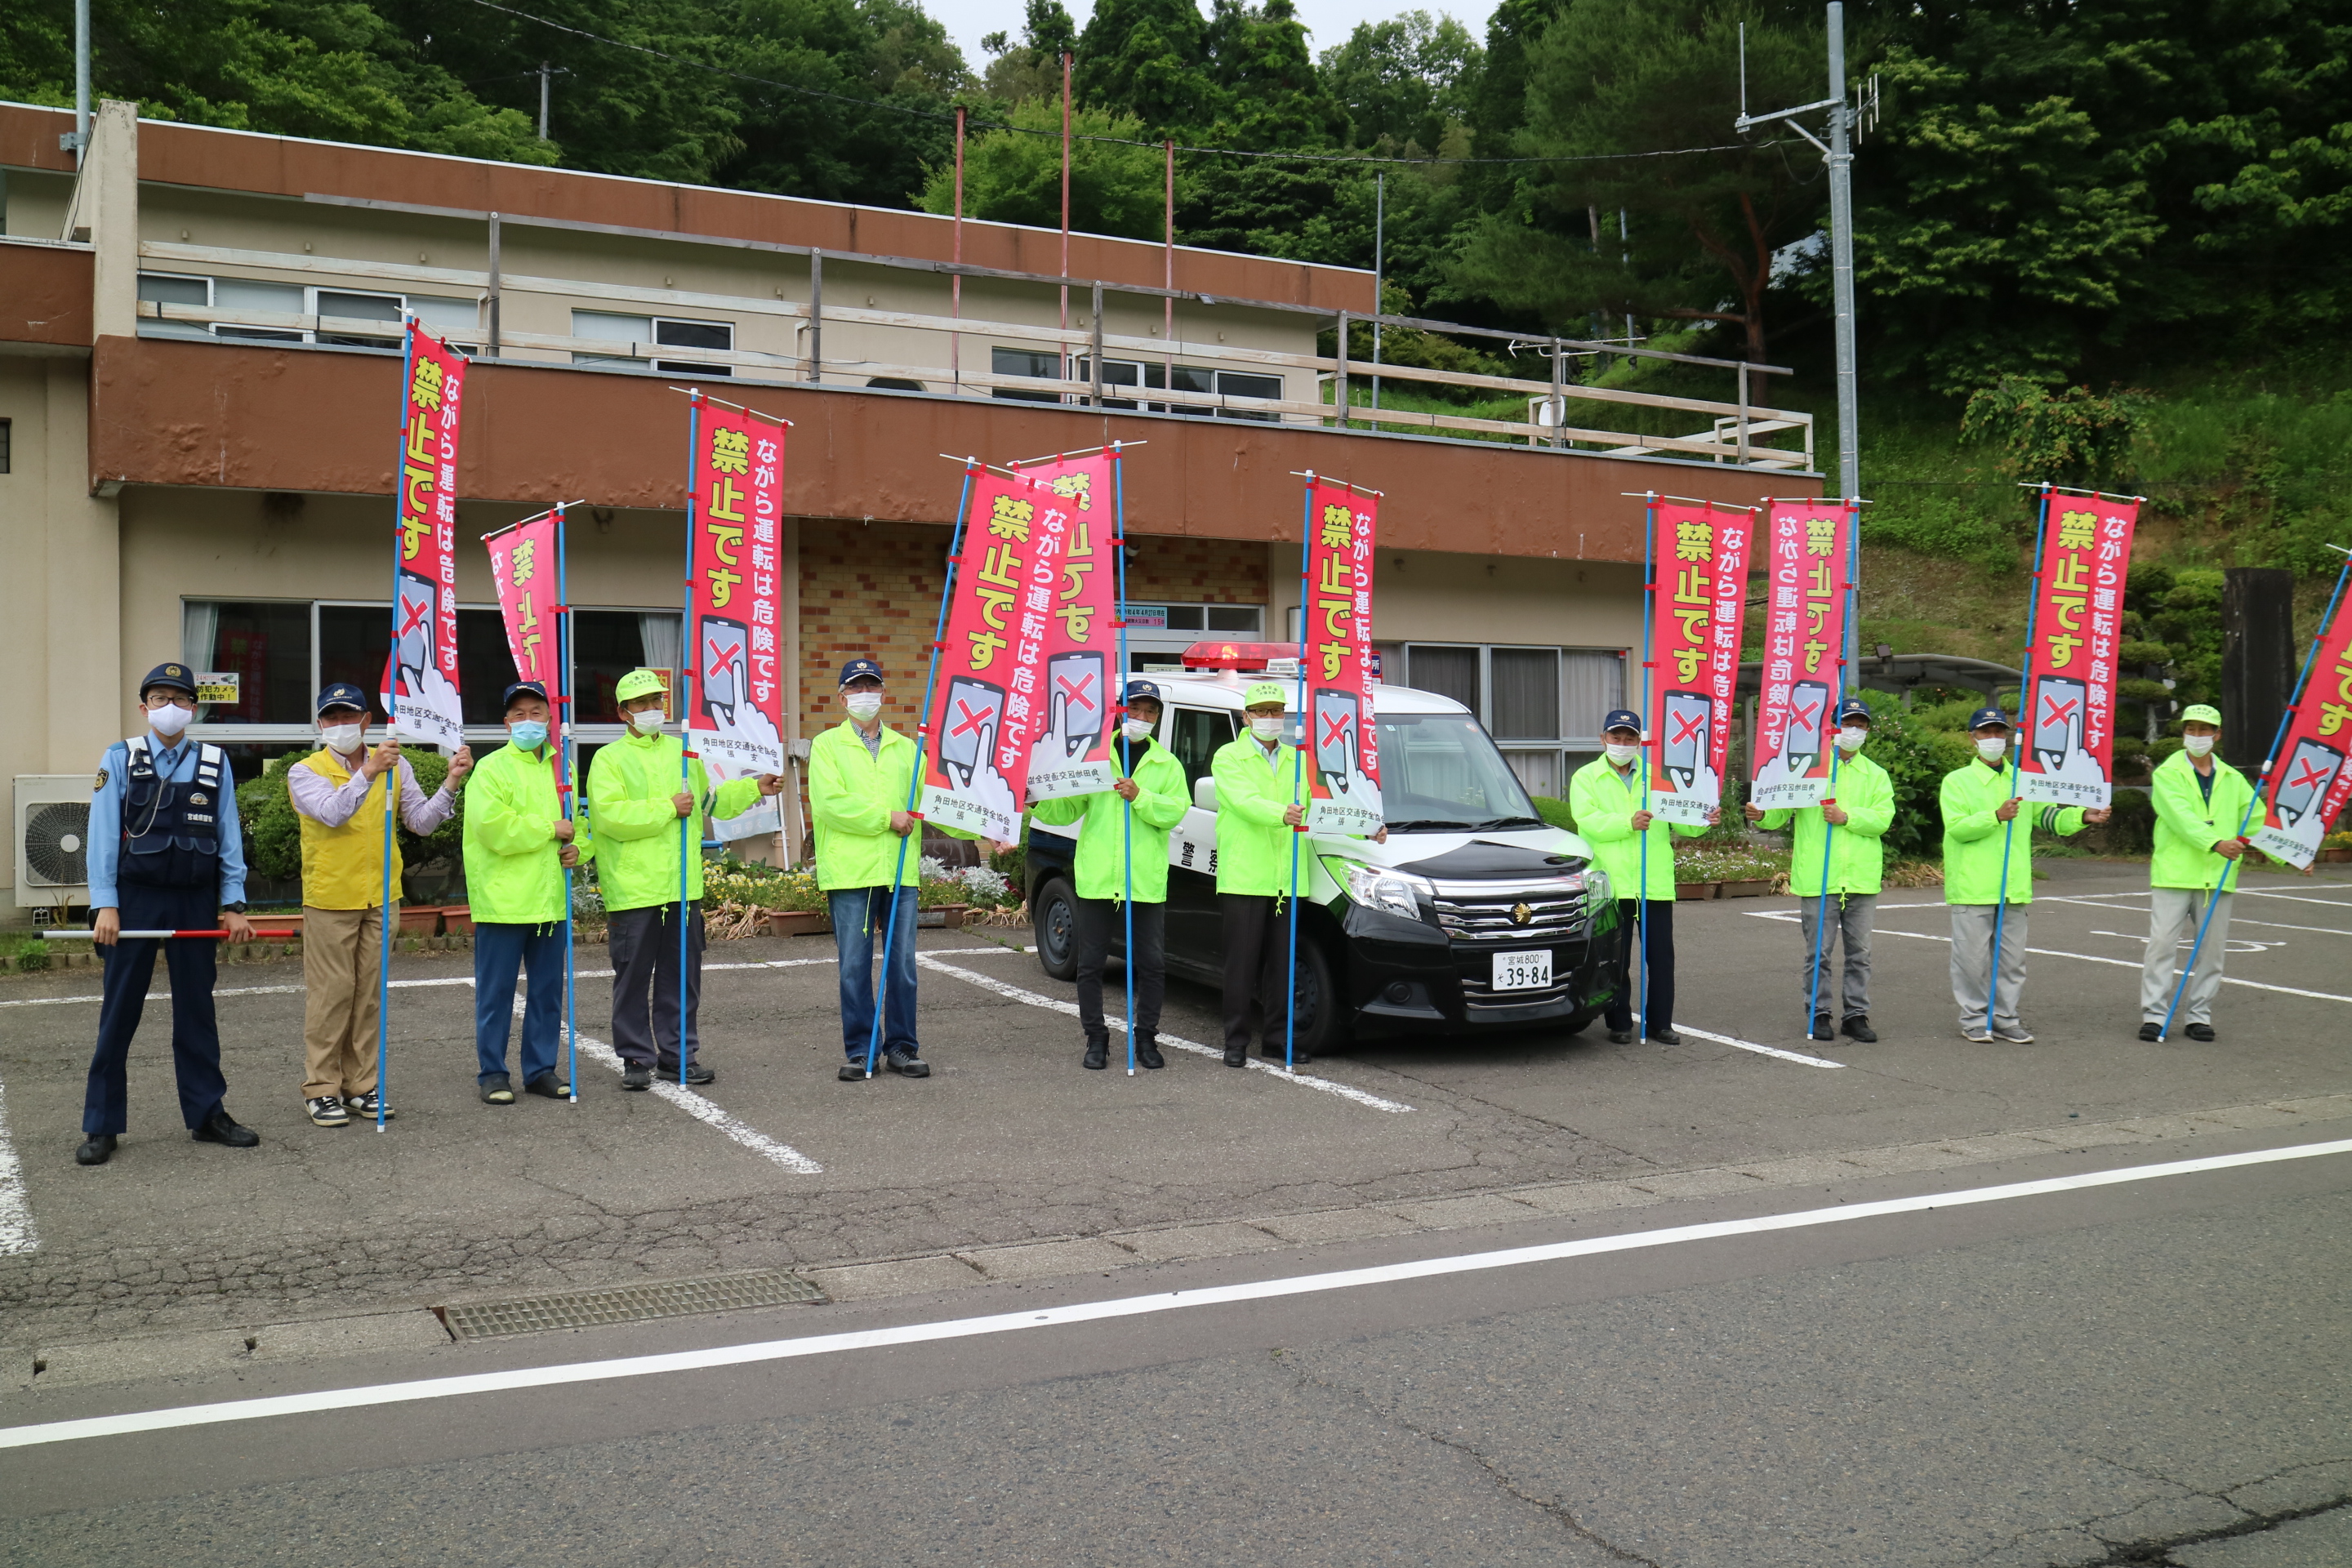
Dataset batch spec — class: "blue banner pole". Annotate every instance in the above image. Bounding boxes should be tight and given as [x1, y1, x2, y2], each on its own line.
[373, 315, 420, 1133]
[2159, 546, 2352, 1039]
[1284, 475, 1312, 1073]
[1637, 492, 1656, 1040]
[868, 460, 979, 1076]
[1988, 483, 2054, 1029]
[556, 502, 578, 1101]
[678, 394, 702, 1088]
[1113, 445, 1137, 1076]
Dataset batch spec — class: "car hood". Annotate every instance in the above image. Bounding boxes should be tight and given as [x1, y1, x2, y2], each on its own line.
[1312, 825, 1592, 876]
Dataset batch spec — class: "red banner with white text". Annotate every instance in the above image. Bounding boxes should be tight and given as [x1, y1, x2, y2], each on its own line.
[1645, 502, 1753, 826]
[1748, 501, 1852, 812]
[686, 403, 788, 778]
[381, 321, 466, 748]
[1301, 479, 1383, 833]
[2016, 494, 2139, 809]
[486, 514, 561, 694]
[1010, 452, 1120, 803]
[2250, 603, 2352, 867]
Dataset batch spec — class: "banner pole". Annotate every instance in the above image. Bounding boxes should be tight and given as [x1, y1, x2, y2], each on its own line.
[1803, 500, 1856, 1037]
[1637, 492, 1656, 1039]
[1284, 475, 1312, 1073]
[870, 461, 979, 1076]
[557, 502, 578, 1102]
[373, 315, 419, 1134]
[2159, 550, 2352, 1040]
[1115, 444, 1137, 1076]
[1988, 482, 2054, 1030]
[679, 394, 701, 1088]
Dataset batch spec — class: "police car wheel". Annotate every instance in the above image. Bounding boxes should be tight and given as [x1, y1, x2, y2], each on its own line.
[1289, 938, 1352, 1058]
[1034, 877, 1080, 982]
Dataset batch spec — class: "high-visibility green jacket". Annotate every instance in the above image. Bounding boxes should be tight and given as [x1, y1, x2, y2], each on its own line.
[2149, 749, 2256, 890]
[586, 731, 760, 912]
[1567, 755, 1708, 898]
[1210, 734, 1318, 897]
[1759, 749, 1895, 897]
[810, 719, 964, 892]
[1939, 760, 2086, 904]
[1029, 738, 1189, 902]
[463, 740, 595, 925]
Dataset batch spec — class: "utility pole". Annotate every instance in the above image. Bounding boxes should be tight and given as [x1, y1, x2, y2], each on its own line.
[63, 0, 90, 163]
[536, 63, 568, 140]
[1371, 172, 1383, 413]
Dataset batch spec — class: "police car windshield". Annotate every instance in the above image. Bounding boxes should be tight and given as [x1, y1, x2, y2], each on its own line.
[1374, 713, 1542, 831]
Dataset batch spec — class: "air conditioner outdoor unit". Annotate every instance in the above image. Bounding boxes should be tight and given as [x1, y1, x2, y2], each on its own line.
[15, 775, 94, 911]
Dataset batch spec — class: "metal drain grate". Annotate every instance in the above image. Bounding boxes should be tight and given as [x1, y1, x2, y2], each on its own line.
[437, 1270, 826, 1340]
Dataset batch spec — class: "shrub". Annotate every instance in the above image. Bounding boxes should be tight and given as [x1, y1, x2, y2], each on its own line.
[1852, 691, 1974, 861]
[236, 746, 466, 888]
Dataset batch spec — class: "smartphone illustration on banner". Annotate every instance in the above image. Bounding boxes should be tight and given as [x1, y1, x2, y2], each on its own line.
[939, 677, 1006, 791]
[1312, 688, 1361, 791]
[2032, 675, 2088, 773]
[1045, 651, 1105, 760]
[2273, 737, 2345, 829]
[1782, 680, 1829, 777]
[1661, 690, 1711, 793]
[394, 568, 438, 695]
[697, 617, 748, 729]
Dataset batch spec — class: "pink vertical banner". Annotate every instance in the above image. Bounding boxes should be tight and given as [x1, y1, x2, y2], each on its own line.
[486, 513, 561, 691]
[1748, 501, 1852, 812]
[1645, 501, 1753, 826]
[1304, 478, 1382, 834]
[686, 404, 789, 777]
[2016, 494, 2140, 808]
[381, 320, 466, 746]
[1012, 452, 1120, 803]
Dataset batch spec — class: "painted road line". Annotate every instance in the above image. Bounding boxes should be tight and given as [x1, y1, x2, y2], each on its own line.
[0, 1073, 36, 1258]
[1823, 916, 2352, 1004]
[7, 1135, 2345, 1451]
[2230, 917, 2352, 938]
[1673, 1023, 1844, 1069]
[2233, 889, 2352, 909]
[915, 954, 1413, 1114]
[532, 1001, 822, 1175]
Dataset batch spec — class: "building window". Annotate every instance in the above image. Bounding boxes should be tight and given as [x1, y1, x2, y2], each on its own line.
[139, 272, 474, 349]
[1006, 353, 1285, 419]
[573, 311, 734, 375]
[991, 346, 1063, 403]
[0, 416, 10, 474]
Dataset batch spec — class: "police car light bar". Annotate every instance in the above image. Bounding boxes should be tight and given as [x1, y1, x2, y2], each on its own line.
[1179, 641, 1306, 671]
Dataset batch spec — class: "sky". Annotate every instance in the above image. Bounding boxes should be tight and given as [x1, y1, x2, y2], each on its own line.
[923, 0, 1490, 70]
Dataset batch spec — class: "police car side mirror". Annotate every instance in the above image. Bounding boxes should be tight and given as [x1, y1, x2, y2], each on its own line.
[1193, 777, 1218, 811]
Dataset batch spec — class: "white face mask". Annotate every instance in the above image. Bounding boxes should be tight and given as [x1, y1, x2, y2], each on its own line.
[1121, 719, 1154, 742]
[2183, 734, 2215, 759]
[1250, 715, 1284, 742]
[1976, 735, 2010, 763]
[1836, 726, 1868, 753]
[1605, 742, 1640, 767]
[628, 707, 667, 735]
[320, 723, 364, 754]
[844, 693, 884, 722]
[148, 703, 194, 738]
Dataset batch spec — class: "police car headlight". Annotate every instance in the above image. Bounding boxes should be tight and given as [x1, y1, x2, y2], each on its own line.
[1327, 858, 1431, 921]
[1584, 868, 1611, 906]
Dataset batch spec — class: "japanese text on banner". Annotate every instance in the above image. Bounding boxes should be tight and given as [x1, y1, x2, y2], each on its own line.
[1305, 481, 1383, 834]
[1748, 503, 1850, 812]
[1014, 454, 1120, 803]
[2016, 497, 2139, 809]
[2250, 609, 2352, 868]
[383, 323, 466, 749]
[1646, 503, 1752, 826]
[687, 407, 789, 776]
[487, 514, 561, 693]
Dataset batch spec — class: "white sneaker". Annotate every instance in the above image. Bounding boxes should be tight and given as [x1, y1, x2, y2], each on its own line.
[306, 1095, 348, 1127]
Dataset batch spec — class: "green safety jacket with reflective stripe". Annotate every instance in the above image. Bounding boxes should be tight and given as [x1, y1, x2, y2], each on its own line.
[1028, 738, 1189, 903]
[1938, 760, 2086, 905]
[808, 720, 976, 890]
[1567, 755, 1708, 898]
[585, 730, 760, 913]
[2148, 749, 2256, 891]
[1210, 734, 1318, 898]
[462, 739, 595, 926]
[1758, 749, 1895, 898]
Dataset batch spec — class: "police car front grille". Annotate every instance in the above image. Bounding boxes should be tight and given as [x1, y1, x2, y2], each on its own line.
[1429, 889, 1587, 943]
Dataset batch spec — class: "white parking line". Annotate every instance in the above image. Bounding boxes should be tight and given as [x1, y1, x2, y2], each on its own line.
[1672, 1024, 1845, 1069]
[0, 1075, 36, 1258]
[7, 1134, 2345, 1451]
[2233, 889, 2352, 908]
[2233, 917, 2352, 938]
[537, 1005, 822, 1174]
[1830, 917, 2352, 1004]
[915, 955, 1414, 1113]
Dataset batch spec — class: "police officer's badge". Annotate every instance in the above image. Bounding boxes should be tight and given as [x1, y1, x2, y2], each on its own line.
[189, 791, 209, 805]
[95, 768, 109, 790]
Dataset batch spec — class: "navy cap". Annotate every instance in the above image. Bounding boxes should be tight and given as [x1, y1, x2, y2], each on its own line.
[314, 680, 369, 716]
[1601, 709, 1643, 734]
[1967, 706, 2013, 731]
[1125, 679, 1162, 705]
[141, 662, 198, 699]
[502, 680, 549, 709]
[838, 657, 885, 690]
[1835, 697, 1873, 724]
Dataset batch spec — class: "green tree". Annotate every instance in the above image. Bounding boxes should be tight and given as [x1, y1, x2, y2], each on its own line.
[1319, 10, 1481, 154]
[1073, 0, 1215, 137]
[914, 99, 1166, 239]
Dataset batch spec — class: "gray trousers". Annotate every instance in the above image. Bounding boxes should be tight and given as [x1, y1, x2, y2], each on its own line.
[608, 902, 706, 1067]
[1798, 893, 1875, 1020]
[2140, 888, 2232, 1025]
[1949, 903, 2029, 1034]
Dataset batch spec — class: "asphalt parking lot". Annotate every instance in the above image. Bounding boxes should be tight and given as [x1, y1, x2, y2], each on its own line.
[2, 860, 2346, 1353]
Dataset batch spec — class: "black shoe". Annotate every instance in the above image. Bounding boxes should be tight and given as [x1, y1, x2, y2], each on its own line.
[2138, 1022, 2163, 1042]
[1223, 1047, 1248, 1067]
[1647, 1028, 1682, 1046]
[2185, 1022, 2216, 1042]
[75, 1134, 117, 1166]
[523, 1072, 570, 1099]
[1811, 1013, 1834, 1042]
[1083, 1040, 1110, 1071]
[884, 1048, 930, 1078]
[1606, 1028, 1634, 1044]
[480, 1072, 515, 1105]
[621, 1062, 653, 1091]
[1136, 1036, 1166, 1071]
[1260, 1043, 1312, 1067]
[1842, 1017, 1878, 1044]
[191, 1107, 259, 1148]
[838, 1060, 868, 1081]
[658, 1061, 716, 1086]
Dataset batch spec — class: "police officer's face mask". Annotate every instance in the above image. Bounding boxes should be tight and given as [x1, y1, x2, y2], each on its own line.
[148, 701, 194, 737]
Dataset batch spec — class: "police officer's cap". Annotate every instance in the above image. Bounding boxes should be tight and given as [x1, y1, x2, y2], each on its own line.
[1835, 697, 1873, 724]
[838, 657, 885, 690]
[502, 680, 550, 710]
[140, 662, 198, 700]
[1601, 708, 1643, 735]
[1125, 679, 1162, 706]
[314, 681, 370, 717]
[1967, 706, 2013, 732]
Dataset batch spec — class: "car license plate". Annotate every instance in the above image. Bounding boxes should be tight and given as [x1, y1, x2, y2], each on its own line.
[1492, 949, 1552, 991]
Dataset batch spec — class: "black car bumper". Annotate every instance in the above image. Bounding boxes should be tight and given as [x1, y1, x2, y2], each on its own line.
[1337, 901, 1619, 1036]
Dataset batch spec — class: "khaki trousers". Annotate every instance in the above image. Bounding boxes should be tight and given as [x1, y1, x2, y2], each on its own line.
[301, 903, 390, 1099]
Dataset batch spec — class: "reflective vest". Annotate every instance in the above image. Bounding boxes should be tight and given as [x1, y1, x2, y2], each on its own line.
[296, 747, 403, 910]
[121, 737, 227, 890]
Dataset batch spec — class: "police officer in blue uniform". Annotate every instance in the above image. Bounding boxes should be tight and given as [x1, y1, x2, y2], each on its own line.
[76, 662, 261, 1166]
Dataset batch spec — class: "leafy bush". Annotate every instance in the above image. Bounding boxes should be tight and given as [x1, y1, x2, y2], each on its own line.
[1851, 690, 1974, 861]
[236, 747, 466, 887]
[1961, 376, 2146, 489]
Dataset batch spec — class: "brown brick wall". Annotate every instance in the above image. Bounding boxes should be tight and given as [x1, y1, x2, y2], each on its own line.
[1126, 536, 1268, 608]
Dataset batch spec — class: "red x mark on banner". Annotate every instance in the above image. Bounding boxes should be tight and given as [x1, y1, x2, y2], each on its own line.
[950, 700, 992, 739]
[1792, 699, 1820, 728]
[396, 595, 432, 637]
[1055, 672, 1096, 710]
[1320, 711, 1350, 748]
[2041, 695, 2080, 726]
[1668, 711, 1704, 746]
[2288, 757, 2329, 792]
[704, 639, 736, 679]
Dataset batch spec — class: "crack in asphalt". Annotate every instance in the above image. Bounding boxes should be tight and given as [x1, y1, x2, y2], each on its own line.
[1967, 1452, 2352, 1566]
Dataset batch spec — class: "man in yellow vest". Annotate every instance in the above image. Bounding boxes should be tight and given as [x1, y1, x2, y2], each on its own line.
[287, 682, 470, 1126]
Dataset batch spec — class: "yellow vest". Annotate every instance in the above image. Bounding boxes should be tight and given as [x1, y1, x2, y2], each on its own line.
[296, 748, 404, 910]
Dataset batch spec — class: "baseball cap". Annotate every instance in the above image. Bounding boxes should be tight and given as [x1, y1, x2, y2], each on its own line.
[1835, 697, 1873, 724]
[838, 657, 885, 690]
[1601, 709, 1642, 734]
[314, 680, 369, 716]
[502, 680, 549, 710]
[141, 662, 199, 700]
[2179, 703, 2221, 727]
[1243, 681, 1288, 708]
[614, 668, 669, 704]
[1125, 679, 1162, 706]
[1967, 706, 2013, 731]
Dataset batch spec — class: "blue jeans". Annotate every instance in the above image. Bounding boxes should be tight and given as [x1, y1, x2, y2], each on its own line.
[474, 921, 566, 1084]
[831, 886, 920, 1062]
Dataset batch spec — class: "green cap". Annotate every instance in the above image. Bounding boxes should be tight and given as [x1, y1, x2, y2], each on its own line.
[615, 668, 670, 703]
[1243, 681, 1289, 708]
[2179, 703, 2221, 727]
